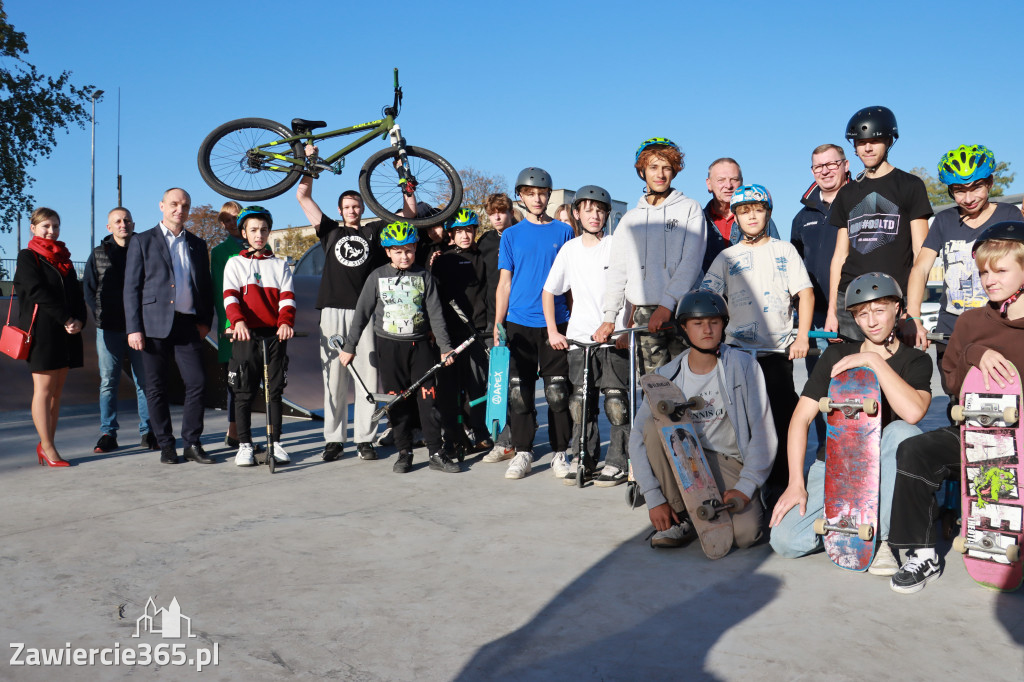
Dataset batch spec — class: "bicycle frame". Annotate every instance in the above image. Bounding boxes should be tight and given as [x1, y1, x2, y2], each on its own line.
[249, 69, 402, 177]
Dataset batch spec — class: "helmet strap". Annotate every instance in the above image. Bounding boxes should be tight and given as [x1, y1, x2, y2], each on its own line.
[1000, 285, 1024, 318]
[690, 342, 721, 357]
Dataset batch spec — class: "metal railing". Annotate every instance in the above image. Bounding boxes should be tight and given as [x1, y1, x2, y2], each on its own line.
[0, 258, 87, 281]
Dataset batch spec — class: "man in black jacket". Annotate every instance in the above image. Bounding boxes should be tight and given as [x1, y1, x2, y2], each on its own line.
[84, 207, 158, 454]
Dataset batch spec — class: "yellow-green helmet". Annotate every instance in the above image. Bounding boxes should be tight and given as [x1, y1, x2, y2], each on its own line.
[938, 145, 995, 186]
[447, 208, 479, 230]
[380, 221, 418, 247]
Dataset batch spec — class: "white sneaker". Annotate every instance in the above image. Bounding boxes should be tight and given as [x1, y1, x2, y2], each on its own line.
[562, 457, 580, 486]
[235, 443, 255, 467]
[551, 451, 570, 478]
[505, 451, 533, 479]
[868, 541, 899, 576]
[483, 443, 515, 463]
[271, 442, 291, 464]
[650, 520, 695, 548]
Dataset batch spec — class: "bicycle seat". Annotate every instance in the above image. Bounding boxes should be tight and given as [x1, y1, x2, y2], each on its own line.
[291, 118, 327, 133]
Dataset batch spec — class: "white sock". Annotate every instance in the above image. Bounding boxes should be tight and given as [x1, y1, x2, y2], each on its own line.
[913, 547, 936, 562]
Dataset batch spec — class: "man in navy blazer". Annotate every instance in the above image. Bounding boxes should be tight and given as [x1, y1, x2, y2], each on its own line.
[125, 188, 215, 464]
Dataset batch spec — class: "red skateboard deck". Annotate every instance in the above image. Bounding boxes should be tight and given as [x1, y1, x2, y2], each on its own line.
[951, 365, 1023, 591]
[815, 367, 882, 572]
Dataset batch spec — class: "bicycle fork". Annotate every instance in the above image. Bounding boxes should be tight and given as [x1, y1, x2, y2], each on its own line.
[388, 125, 417, 197]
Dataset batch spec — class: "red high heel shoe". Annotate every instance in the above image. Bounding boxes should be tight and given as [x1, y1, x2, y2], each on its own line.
[37, 442, 70, 467]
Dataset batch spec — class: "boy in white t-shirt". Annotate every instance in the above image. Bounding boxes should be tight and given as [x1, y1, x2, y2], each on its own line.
[543, 186, 630, 486]
[700, 184, 813, 503]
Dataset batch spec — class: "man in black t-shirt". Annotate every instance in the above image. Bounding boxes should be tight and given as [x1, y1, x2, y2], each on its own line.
[296, 144, 416, 461]
[824, 107, 932, 342]
[769, 273, 932, 575]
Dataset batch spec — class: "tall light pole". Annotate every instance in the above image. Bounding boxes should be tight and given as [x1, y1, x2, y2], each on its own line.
[90, 89, 105, 253]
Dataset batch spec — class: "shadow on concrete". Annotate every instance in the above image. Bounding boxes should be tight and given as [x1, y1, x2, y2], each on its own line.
[454, 531, 779, 682]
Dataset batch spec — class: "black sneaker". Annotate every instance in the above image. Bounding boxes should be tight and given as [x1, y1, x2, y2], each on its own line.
[183, 444, 214, 464]
[356, 442, 378, 460]
[594, 465, 627, 488]
[94, 433, 118, 453]
[160, 446, 180, 464]
[141, 432, 160, 451]
[393, 450, 414, 474]
[890, 552, 942, 594]
[322, 442, 343, 462]
[428, 451, 460, 473]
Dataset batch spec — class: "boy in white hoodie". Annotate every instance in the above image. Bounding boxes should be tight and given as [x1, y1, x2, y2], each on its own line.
[594, 138, 707, 372]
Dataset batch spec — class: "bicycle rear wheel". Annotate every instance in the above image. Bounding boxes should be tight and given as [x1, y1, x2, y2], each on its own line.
[197, 118, 304, 201]
[359, 145, 462, 227]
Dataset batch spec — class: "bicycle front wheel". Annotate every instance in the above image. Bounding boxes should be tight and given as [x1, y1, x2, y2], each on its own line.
[359, 145, 463, 227]
[197, 118, 304, 201]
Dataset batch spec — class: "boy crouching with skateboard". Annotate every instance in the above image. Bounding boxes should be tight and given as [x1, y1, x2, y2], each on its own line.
[629, 291, 776, 549]
[888, 222, 1024, 593]
[769, 272, 933, 574]
[223, 206, 296, 467]
[338, 221, 459, 474]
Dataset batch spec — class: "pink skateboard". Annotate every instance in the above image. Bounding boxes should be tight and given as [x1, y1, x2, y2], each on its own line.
[950, 364, 1023, 591]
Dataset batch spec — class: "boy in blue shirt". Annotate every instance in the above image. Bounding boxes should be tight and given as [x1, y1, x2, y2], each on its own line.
[494, 168, 576, 479]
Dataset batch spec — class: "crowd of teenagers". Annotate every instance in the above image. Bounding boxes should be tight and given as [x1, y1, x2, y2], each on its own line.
[10, 105, 1024, 596]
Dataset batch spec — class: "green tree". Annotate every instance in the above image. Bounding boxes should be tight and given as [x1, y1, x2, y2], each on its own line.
[274, 227, 318, 262]
[0, 3, 95, 235]
[911, 161, 1016, 207]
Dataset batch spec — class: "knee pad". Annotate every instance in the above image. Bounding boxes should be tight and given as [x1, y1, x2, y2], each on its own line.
[569, 386, 586, 423]
[603, 388, 630, 426]
[544, 376, 569, 413]
[508, 376, 532, 415]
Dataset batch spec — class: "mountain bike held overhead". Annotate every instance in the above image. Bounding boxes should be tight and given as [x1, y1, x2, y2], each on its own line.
[197, 68, 463, 227]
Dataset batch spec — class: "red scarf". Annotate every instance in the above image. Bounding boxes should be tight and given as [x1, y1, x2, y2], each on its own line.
[28, 236, 74, 276]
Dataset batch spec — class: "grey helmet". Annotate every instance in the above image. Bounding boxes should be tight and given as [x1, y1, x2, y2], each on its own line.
[845, 272, 904, 309]
[678, 290, 730, 328]
[515, 167, 552, 193]
[571, 184, 611, 211]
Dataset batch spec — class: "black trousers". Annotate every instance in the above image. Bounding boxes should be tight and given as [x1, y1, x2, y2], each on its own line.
[228, 330, 288, 444]
[378, 337, 446, 453]
[142, 312, 206, 449]
[757, 353, 799, 490]
[437, 332, 489, 443]
[506, 321, 572, 453]
[888, 426, 961, 550]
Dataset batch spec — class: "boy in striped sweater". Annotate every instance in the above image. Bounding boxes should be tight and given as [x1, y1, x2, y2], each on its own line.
[223, 206, 296, 467]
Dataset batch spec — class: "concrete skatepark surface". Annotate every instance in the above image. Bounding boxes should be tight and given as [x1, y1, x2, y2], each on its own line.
[1, 349, 1022, 680]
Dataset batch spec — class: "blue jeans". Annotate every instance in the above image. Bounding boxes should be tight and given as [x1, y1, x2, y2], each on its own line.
[769, 420, 923, 558]
[97, 328, 150, 437]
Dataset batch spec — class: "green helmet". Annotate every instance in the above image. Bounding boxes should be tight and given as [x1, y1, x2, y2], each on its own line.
[448, 208, 479, 230]
[380, 221, 418, 247]
[938, 144, 996, 186]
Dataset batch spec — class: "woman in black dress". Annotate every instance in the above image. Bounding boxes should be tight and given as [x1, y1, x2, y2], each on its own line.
[12, 207, 87, 466]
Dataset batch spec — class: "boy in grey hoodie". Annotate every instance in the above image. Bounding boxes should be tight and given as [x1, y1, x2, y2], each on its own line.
[630, 291, 776, 550]
[594, 138, 707, 372]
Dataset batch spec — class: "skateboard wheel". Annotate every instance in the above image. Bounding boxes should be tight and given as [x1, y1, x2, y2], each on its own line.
[857, 524, 874, 541]
[688, 396, 706, 411]
[1006, 543, 1020, 562]
[950, 405, 965, 423]
[813, 518, 827, 536]
[952, 536, 967, 554]
[656, 399, 674, 416]
[268, 451, 276, 474]
[1003, 407, 1018, 425]
[818, 397, 832, 414]
[862, 399, 878, 416]
[695, 504, 713, 521]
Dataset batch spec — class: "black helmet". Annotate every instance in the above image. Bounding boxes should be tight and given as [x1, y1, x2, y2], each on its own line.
[514, 167, 552, 193]
[971, 221, 1024, 257]
[678, 290, 730, 328]
[845, 272, 904, 309]
[572, 185, 611, 211]
[845, 106, 899, 143]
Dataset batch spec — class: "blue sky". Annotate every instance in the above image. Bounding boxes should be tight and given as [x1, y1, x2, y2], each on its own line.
[3, 0, 1023, 260]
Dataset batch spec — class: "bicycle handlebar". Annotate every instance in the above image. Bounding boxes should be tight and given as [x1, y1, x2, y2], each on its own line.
[393, 67, 399, 89]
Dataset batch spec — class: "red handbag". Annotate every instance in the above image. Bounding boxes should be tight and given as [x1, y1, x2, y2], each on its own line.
[1, 290, 37, 360]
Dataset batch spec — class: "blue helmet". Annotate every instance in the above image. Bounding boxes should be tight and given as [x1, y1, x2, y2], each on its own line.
[236, 205, 273, 229]
[380, 221, 418, 247]
[938, 145, 996, 186]
[730, 184, 773, 212]
[634, 137, 679, 162]
[448, 208, 479, 229]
